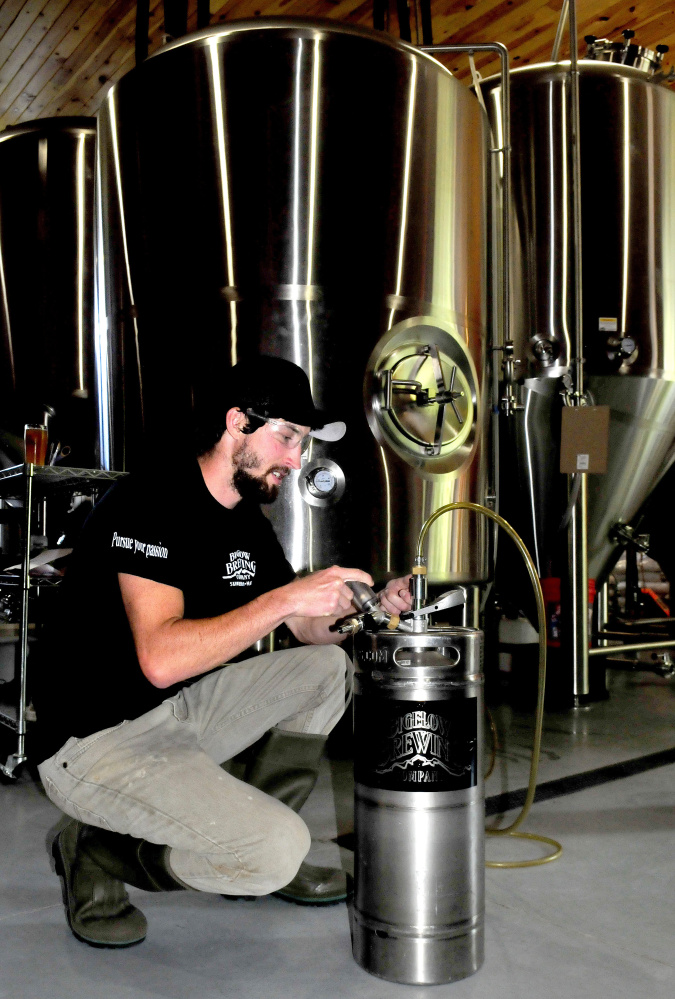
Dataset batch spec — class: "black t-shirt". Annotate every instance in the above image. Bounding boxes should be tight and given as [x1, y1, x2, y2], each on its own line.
[34, 460, 295, 760]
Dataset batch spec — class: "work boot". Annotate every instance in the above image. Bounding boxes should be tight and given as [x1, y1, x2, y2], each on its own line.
[80, 826, 189, 893]
[51, 819, 147, 948]
[245, 728, 349, 905]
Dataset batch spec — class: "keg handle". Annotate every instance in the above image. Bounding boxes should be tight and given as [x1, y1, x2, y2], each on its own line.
[403, 585, 467, 619]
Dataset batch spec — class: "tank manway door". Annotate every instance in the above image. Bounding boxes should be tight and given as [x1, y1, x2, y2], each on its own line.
[366, 319, 479, 474]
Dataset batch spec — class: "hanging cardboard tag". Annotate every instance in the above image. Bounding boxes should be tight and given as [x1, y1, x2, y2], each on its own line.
[560, 405, 610, 474]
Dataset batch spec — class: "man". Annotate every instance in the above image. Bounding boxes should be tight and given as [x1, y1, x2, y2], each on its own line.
[35, 356, 411, 948]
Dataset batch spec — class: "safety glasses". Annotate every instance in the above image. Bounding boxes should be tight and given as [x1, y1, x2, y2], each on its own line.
[246, 410, 312, 452]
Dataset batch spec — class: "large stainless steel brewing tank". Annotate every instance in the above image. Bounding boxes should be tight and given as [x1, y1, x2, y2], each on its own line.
[483, 61, 675, 580]
[96, 18, 489, 581]
[0, 118, 98, 467]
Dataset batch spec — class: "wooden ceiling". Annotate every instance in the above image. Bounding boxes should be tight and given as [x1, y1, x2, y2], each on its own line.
[1, 0, 674, 131]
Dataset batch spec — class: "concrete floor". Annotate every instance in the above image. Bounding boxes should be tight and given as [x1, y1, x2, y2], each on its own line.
[1, 668, 674, 998]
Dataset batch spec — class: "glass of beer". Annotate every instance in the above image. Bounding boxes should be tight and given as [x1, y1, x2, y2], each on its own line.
[24, 424, 48, 465]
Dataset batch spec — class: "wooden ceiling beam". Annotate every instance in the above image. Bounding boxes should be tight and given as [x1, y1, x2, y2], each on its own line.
[8, 0, 141, 124]
[0, 0, 99, 120]
[36, 0, 165, 118]
[0, 1, 53, 75]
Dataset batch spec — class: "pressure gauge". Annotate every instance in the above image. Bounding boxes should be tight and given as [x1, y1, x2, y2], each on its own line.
[298, 459, 345, 507]
[311, 468, 336, 495]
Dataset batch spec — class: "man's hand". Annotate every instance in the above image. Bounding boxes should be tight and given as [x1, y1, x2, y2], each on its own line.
[378, 575, 413, 615]
[283, 565, 373, 620]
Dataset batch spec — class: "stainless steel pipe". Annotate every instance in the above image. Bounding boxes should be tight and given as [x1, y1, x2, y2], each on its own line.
[551, 0, 570, 62]
[569, 471, 589, 698]
[588, 639, 675, 656]
[421, 42, 511, 362]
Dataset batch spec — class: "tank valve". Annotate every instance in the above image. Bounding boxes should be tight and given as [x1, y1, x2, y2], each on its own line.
[499, 341, 524, 415]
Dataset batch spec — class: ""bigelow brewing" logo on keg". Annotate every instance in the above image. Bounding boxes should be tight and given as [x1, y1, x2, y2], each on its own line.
[354, 697, 477, 792]
[376, 709, 469, 783]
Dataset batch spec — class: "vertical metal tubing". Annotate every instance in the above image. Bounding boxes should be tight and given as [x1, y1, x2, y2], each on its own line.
[569, 0, 584, 398]
[569, 473, 589, 699]
[463, 585, 481, 629]
[253, 632, 276, 654]
[422, 43, 511, 361]
[593, 580, 609, 646]
[17, 464, 33, 765]
[567, 0, 589, 700]
[591, 579, 610, 696]
[412, 561, 428, 611]
[422, 41, 510, 541]
[551, 0, 570, 62]
[624, 545, 639, 617]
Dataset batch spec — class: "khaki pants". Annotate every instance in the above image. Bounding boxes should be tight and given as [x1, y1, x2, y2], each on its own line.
[39, 645, 350, 894]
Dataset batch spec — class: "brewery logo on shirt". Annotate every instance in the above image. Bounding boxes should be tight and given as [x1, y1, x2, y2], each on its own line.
[223, 550, 256, 587]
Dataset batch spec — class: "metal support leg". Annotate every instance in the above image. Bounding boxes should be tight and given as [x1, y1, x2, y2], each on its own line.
[589, 579, 609, 697]
[16, 465, 32, 767]
[1, 465, 32, 778]
[593, 581, 609, 646]
[569, 473, 589, 700]
[624, 544, 640, 618]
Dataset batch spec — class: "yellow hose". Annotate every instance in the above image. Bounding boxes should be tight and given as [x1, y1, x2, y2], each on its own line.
[417, 501, 562, 868]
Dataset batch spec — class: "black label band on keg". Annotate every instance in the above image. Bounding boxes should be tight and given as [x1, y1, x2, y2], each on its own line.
[354, 696, 478, 792]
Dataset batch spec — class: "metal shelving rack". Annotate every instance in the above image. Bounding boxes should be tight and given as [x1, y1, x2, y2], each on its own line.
[0, 464, 127, 778]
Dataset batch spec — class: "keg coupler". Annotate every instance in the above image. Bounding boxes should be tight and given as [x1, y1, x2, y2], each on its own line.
[346, 578, 484, 985]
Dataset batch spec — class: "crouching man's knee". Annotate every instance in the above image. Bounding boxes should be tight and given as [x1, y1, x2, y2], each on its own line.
[169, 807, 311, 895]
[250, 808, 311, 894]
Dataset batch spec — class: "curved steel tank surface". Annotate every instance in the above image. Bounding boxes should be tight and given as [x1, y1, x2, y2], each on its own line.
[96, 18, 490, 583]
[483, 60, 675, 581]
[0, 118, 98, 467]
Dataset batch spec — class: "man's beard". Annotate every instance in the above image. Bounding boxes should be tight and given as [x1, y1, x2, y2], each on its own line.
[232, 439, 286, 504]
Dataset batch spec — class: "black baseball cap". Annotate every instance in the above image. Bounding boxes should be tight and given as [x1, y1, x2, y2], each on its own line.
[226, 356, 345, 442]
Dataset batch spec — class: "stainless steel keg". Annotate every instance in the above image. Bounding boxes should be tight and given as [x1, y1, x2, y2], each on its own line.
[352, 626, 484, 985]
